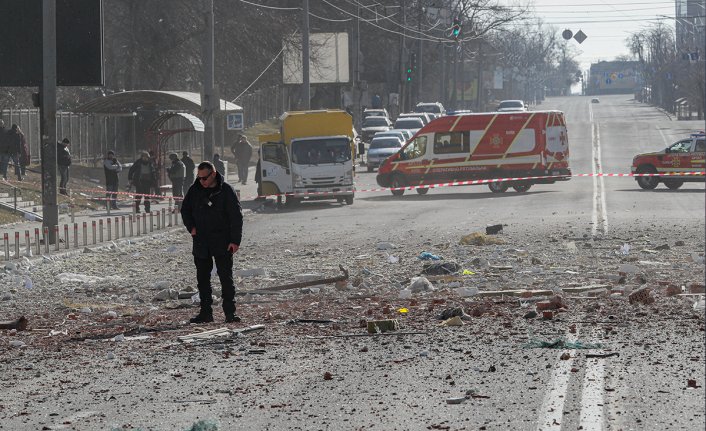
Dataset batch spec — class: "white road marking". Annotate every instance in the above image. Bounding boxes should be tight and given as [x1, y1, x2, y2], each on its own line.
[536, 352, 575, 430]
[579, 356, 606, 430]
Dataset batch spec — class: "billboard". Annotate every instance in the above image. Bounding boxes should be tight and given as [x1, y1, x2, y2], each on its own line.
[0, 0, 104, 86]
[283, 32, 350, 84]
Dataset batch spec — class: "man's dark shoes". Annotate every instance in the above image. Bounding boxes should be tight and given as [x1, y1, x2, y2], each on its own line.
[190, 313, 214, 324]
[225, 314, 241, 323]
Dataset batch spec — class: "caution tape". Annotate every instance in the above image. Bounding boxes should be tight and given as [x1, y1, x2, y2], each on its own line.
[2, 170, 704, 202]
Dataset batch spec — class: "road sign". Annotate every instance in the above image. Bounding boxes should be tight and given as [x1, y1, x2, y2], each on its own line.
[573, 30, 587, 44]
[227, 113, 244, 130]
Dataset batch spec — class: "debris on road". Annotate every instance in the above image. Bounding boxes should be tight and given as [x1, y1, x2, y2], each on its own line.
[367, 319, 399, 333]
[523, 338, 603, 350]
[459, 232, 504, 246]
[485, 224, 503, 235]
[0, 316, 28, 331]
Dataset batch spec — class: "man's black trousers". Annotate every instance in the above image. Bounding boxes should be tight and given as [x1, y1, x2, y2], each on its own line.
[194, 253, 236, 316]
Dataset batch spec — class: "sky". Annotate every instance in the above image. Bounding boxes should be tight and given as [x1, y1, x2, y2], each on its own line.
[523, 0, 678, 70]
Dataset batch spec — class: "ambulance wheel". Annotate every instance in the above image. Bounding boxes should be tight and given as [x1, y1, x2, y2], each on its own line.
[513, 184, 532, 193]
[664, 179, 684, 190]
[344, 195, 354, 205]
[488, 182, 509, 193]
[391, 174, 406, 196]
[636, 166, 659, 190]
[416, 187, 429, 195]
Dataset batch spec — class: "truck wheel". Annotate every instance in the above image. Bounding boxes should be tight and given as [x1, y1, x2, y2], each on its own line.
[636, 166, 659, 190]
[488, 182, 509, 193]
[367, 165, 374, 173]
[663, 179, 684, 190]
[286, 196, 301, 207]
[344, 195, 354, 205]
[391, 174, 406, 196]
[416, 187, 429, 195]
[513, 184, 532, 193]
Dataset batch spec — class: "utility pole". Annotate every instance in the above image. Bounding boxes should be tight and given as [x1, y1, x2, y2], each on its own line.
[41, 0, 58, 242]
[202, 0, 215, 161]
[302, 0, 311, 109]
[415, 1, 423, 105]
[476, 40, 483, 111]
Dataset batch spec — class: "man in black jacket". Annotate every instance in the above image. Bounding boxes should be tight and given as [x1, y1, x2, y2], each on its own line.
[128, 151, 157, 213]
[181, 161, 243, 324]
[181, 151, 195, 187]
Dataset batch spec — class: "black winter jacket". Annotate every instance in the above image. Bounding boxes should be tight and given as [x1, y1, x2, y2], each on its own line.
[181, 171, 242, 258]
[57, 143, 72, 166]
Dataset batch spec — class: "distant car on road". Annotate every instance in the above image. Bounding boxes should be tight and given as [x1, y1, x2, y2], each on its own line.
[497, 99, 527, 112]
[366, 136, 404, 172]
[361, 115, 392, 142]
[631, 132, 705, 190]
[414, 102, 445, 118]
[393, 117, 424, 134]
[398, 112, 433, 125]
[363, 108, 390, 120]
[591, 98, 600, 103]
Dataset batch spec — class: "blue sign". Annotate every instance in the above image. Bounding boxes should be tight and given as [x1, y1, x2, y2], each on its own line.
[605, 78, 612, 85]
[226, 113, 244, 130]
[618, 73, 624, 79]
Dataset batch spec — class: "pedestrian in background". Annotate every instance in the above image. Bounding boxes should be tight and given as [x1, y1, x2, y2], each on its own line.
[103, 150, 122, 209]
[57, 138, 72, 194]
[234, 135, 253, 184]
[213, 153, 225, 176]
[128, 151, 157, 213]
[2, 124, 24, 181]
[167, 153, 185, 207]
[254, 148, 264, 201]
[181, 151, 195, 187]
[148, 150, 162, 196]
[181, 161, 243, 324]
[19, 126, 29, 178]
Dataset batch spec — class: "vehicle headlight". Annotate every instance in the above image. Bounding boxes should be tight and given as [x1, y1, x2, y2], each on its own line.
[294, 173, 304, 188]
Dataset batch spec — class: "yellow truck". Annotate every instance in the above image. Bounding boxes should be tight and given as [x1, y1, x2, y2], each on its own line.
[258, 110, 356, 205]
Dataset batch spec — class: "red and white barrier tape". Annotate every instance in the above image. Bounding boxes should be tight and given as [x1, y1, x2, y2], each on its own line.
[2, 171, 704, 201]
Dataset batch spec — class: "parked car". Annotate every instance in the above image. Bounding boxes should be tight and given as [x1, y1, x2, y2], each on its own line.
[361, 115, 392, 142]
[393, 117, 424, 134]
[374, 130, 407, 143]
[631, 132, 705, 190]
[398, 112, 433, 125]
[591, 98, 600, 103]
[497, 100, 527, 112]
[363, 108, 390, 119]
[414, 102, 445, 118]
[366, 136, 404, 172]
[388, 129, 414, 141]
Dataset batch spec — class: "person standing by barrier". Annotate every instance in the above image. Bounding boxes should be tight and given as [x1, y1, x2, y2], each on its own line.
[18, 126, 29, 178]
[167, 153, 185, 207]
[57, 138, 72, 194]
[181, 161, 243, 324]
[3, 124, 23, 181]
[103, 150, 122, 209]
[128, 151, 157, 213]
[234, 135, 252, 184]
[182, 151, 195, 187]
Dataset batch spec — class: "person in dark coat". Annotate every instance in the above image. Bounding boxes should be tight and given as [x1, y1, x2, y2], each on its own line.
[181, 151, 195, 187]
[2, 124, 23, 181]
[18, 126, 29, 178]
[57, 138, 72, 194]
[181, 161, 243, 324]
[128, 151, 157, 213]
[103, 150, 122, 209]
[167, 153, 186, 206]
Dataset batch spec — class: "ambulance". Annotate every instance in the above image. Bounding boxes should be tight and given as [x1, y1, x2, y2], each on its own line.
[376, 110, 571, 195]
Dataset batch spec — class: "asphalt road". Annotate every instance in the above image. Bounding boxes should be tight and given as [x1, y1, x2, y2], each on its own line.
[2, 96, 703, 431]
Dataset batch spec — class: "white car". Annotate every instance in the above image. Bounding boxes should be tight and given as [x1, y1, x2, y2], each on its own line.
[497, 100, 527, 112]
[366, 136, 404, 172]
[394, 117, 424, 131]
[414, 102, 445, 118]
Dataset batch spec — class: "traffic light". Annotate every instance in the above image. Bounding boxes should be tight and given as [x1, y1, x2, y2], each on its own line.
[411, 52, 417, 70]
[451, 17, 461, 40]
[406, 66, 413, 82]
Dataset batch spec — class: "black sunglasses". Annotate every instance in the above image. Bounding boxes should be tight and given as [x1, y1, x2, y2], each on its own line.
[197, 172, 213, 181]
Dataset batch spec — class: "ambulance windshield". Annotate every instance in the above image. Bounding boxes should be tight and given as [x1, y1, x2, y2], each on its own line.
[291, 137, 351, 165]
[401, 136, 427, 160]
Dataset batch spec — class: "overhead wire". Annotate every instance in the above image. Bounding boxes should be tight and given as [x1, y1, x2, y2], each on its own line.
[237, 0, 300, 11]
[230, 44, 286, 103]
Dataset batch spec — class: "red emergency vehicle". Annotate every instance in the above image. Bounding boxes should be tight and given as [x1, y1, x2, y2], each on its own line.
[376, 111, 571, 195]
[631, 132, 706, 190]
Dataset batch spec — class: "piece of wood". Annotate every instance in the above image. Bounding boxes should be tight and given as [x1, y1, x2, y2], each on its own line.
[238, 265, 349, 295]
[178, 324, 266, 343]
[0, 316, 28, 331]
[477, 289, 554, 298]
[561, 284, 610, 293]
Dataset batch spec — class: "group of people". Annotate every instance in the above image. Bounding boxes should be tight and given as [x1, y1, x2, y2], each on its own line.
[0, 120, 30, 182]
